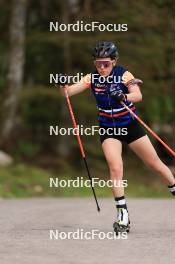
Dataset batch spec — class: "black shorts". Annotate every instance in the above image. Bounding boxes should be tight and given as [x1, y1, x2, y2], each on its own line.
[99, 119, 146, 144]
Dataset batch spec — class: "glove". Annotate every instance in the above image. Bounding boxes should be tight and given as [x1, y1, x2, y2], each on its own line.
[110, 90, 127, 102]
[56, 73, 68, 86]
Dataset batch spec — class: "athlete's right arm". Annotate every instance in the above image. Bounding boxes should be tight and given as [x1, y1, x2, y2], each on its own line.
[60, 74, 91, 97]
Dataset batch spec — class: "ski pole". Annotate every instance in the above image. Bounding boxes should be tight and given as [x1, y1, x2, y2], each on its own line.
[122, 102, 175, 158]
[55, 83, 100, 212]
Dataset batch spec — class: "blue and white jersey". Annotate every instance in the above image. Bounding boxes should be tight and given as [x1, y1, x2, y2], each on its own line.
[91, 66, 137, 127]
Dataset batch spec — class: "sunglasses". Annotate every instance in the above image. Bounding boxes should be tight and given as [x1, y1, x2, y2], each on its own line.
[94, 60, 112, 69]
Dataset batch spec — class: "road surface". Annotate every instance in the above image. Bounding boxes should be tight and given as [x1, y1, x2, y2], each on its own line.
[0, 198, 174, 264]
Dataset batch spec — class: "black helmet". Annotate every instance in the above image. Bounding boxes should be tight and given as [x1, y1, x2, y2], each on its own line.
[93, 41, 118, 59]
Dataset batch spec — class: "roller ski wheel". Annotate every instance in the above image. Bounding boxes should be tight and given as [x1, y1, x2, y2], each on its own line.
[113, 221, 130, 235]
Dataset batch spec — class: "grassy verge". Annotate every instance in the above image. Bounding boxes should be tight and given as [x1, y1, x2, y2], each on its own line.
[0, 162, 171, 198]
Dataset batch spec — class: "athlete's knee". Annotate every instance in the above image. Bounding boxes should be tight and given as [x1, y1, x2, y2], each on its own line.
[109, 162, 123, 179]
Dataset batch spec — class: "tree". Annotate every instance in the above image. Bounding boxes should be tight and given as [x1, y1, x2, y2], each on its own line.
[0, 0, 27, 145]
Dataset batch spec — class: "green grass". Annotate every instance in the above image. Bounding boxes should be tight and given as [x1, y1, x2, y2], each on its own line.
[0, 162, 172, 198]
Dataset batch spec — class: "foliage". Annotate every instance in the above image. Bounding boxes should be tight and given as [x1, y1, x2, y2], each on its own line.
[0, 1, 174, 197]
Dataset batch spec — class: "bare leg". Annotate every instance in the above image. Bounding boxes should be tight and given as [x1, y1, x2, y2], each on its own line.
[129, 135, 175, 185]
[101, 138, 124, 197]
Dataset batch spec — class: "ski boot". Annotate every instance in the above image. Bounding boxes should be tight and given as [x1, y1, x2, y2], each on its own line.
[113, 208, 130, 235]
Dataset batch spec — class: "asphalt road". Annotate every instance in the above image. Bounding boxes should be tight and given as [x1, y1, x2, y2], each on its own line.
[0, 198, 174, 264]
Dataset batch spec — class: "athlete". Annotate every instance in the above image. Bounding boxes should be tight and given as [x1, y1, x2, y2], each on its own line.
[58, 41, 175, 234]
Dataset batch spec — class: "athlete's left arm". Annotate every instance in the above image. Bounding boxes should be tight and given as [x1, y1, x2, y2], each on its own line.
[122, 71, 142, 103]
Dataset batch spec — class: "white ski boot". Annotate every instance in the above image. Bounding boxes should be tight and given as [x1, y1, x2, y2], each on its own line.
[113, 208, 130, 234]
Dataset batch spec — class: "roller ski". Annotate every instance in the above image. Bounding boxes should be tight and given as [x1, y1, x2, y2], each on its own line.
[113, 208, 130, 235]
